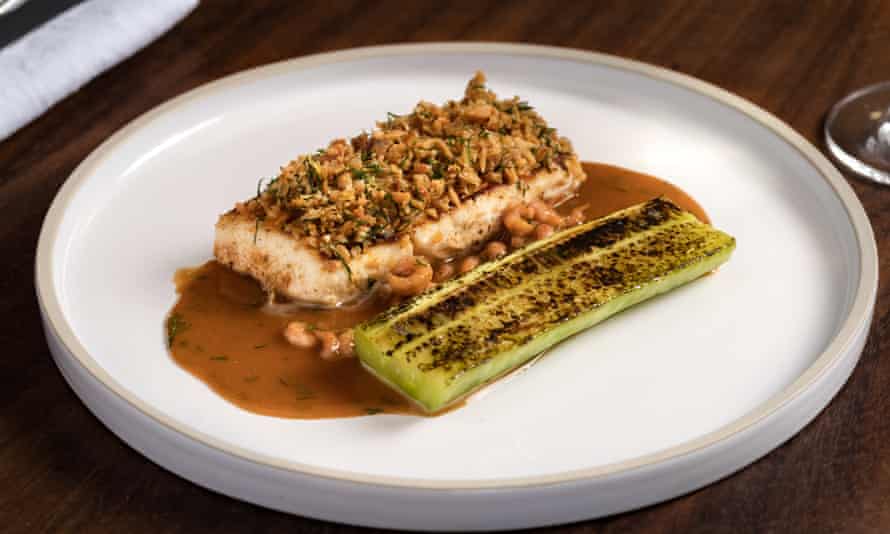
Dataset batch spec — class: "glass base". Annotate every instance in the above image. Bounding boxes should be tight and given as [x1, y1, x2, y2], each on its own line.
[824, 81, 890, 185]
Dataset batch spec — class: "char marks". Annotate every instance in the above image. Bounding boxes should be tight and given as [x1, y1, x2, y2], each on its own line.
[366, 199, 732, 376]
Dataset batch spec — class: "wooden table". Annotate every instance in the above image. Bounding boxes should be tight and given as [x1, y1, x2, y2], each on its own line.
[3, 1, 889, 532]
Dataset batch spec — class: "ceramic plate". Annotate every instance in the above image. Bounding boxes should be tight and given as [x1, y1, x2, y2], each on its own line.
[36, 44, 877, 531]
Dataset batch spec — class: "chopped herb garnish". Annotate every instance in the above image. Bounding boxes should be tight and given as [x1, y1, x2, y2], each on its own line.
[295, 383, 315, 400]
[516, 179, 530, 196]
[166, 313, 189, 347]
[253, 344, 268, 349]
[364, 407, 384, 415]
[304, 158, 321, 191]
[431, 161, 444, 180]
[239, 71, 582, 261]
[327, 244, 354, 285]
[210, 355, 229, 361]
[385, 111, 403, 128]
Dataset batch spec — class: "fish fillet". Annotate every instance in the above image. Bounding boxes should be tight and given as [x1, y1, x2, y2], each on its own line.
[214, 71, 586, 306]
[215, 167, 581, 306]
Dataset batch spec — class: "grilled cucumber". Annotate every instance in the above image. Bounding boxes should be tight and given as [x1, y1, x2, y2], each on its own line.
[355, 198, 736, 413]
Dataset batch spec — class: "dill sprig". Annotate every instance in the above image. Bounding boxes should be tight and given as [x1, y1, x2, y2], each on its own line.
[166, 313, 189, 347]
[324, 242, 354, 285]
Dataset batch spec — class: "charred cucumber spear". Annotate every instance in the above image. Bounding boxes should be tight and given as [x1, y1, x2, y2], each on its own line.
[355, 198, 736, 413]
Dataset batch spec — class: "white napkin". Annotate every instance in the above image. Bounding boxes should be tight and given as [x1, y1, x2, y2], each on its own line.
[0, 0, 198, 141]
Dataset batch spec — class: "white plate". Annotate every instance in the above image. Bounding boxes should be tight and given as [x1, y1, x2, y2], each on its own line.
[36, 44, 877, 530]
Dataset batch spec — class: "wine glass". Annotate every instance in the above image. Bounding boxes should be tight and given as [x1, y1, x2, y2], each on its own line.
[825, 81, 890, 185]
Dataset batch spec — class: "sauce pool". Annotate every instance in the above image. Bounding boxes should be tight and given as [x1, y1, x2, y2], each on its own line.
[564, 162, 708, 223]
[169, 264, 410, 418]
[167, 162, 708, 419]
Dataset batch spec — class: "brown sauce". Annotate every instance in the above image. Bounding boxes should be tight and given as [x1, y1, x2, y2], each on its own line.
[561, 162, 708, 223]
[167, 162, 707, 419]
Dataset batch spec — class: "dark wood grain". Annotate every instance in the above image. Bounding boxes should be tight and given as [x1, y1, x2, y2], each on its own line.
[2, 1, 890, 532]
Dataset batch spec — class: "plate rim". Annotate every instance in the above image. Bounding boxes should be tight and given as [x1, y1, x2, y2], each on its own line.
[35, 42, 878, 490]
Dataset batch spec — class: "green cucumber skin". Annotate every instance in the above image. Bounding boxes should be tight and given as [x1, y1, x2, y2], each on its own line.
[355, 199, 736, 413]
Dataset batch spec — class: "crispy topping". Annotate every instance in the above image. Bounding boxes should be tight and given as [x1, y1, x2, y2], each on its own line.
[236, 72, 585, 259]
